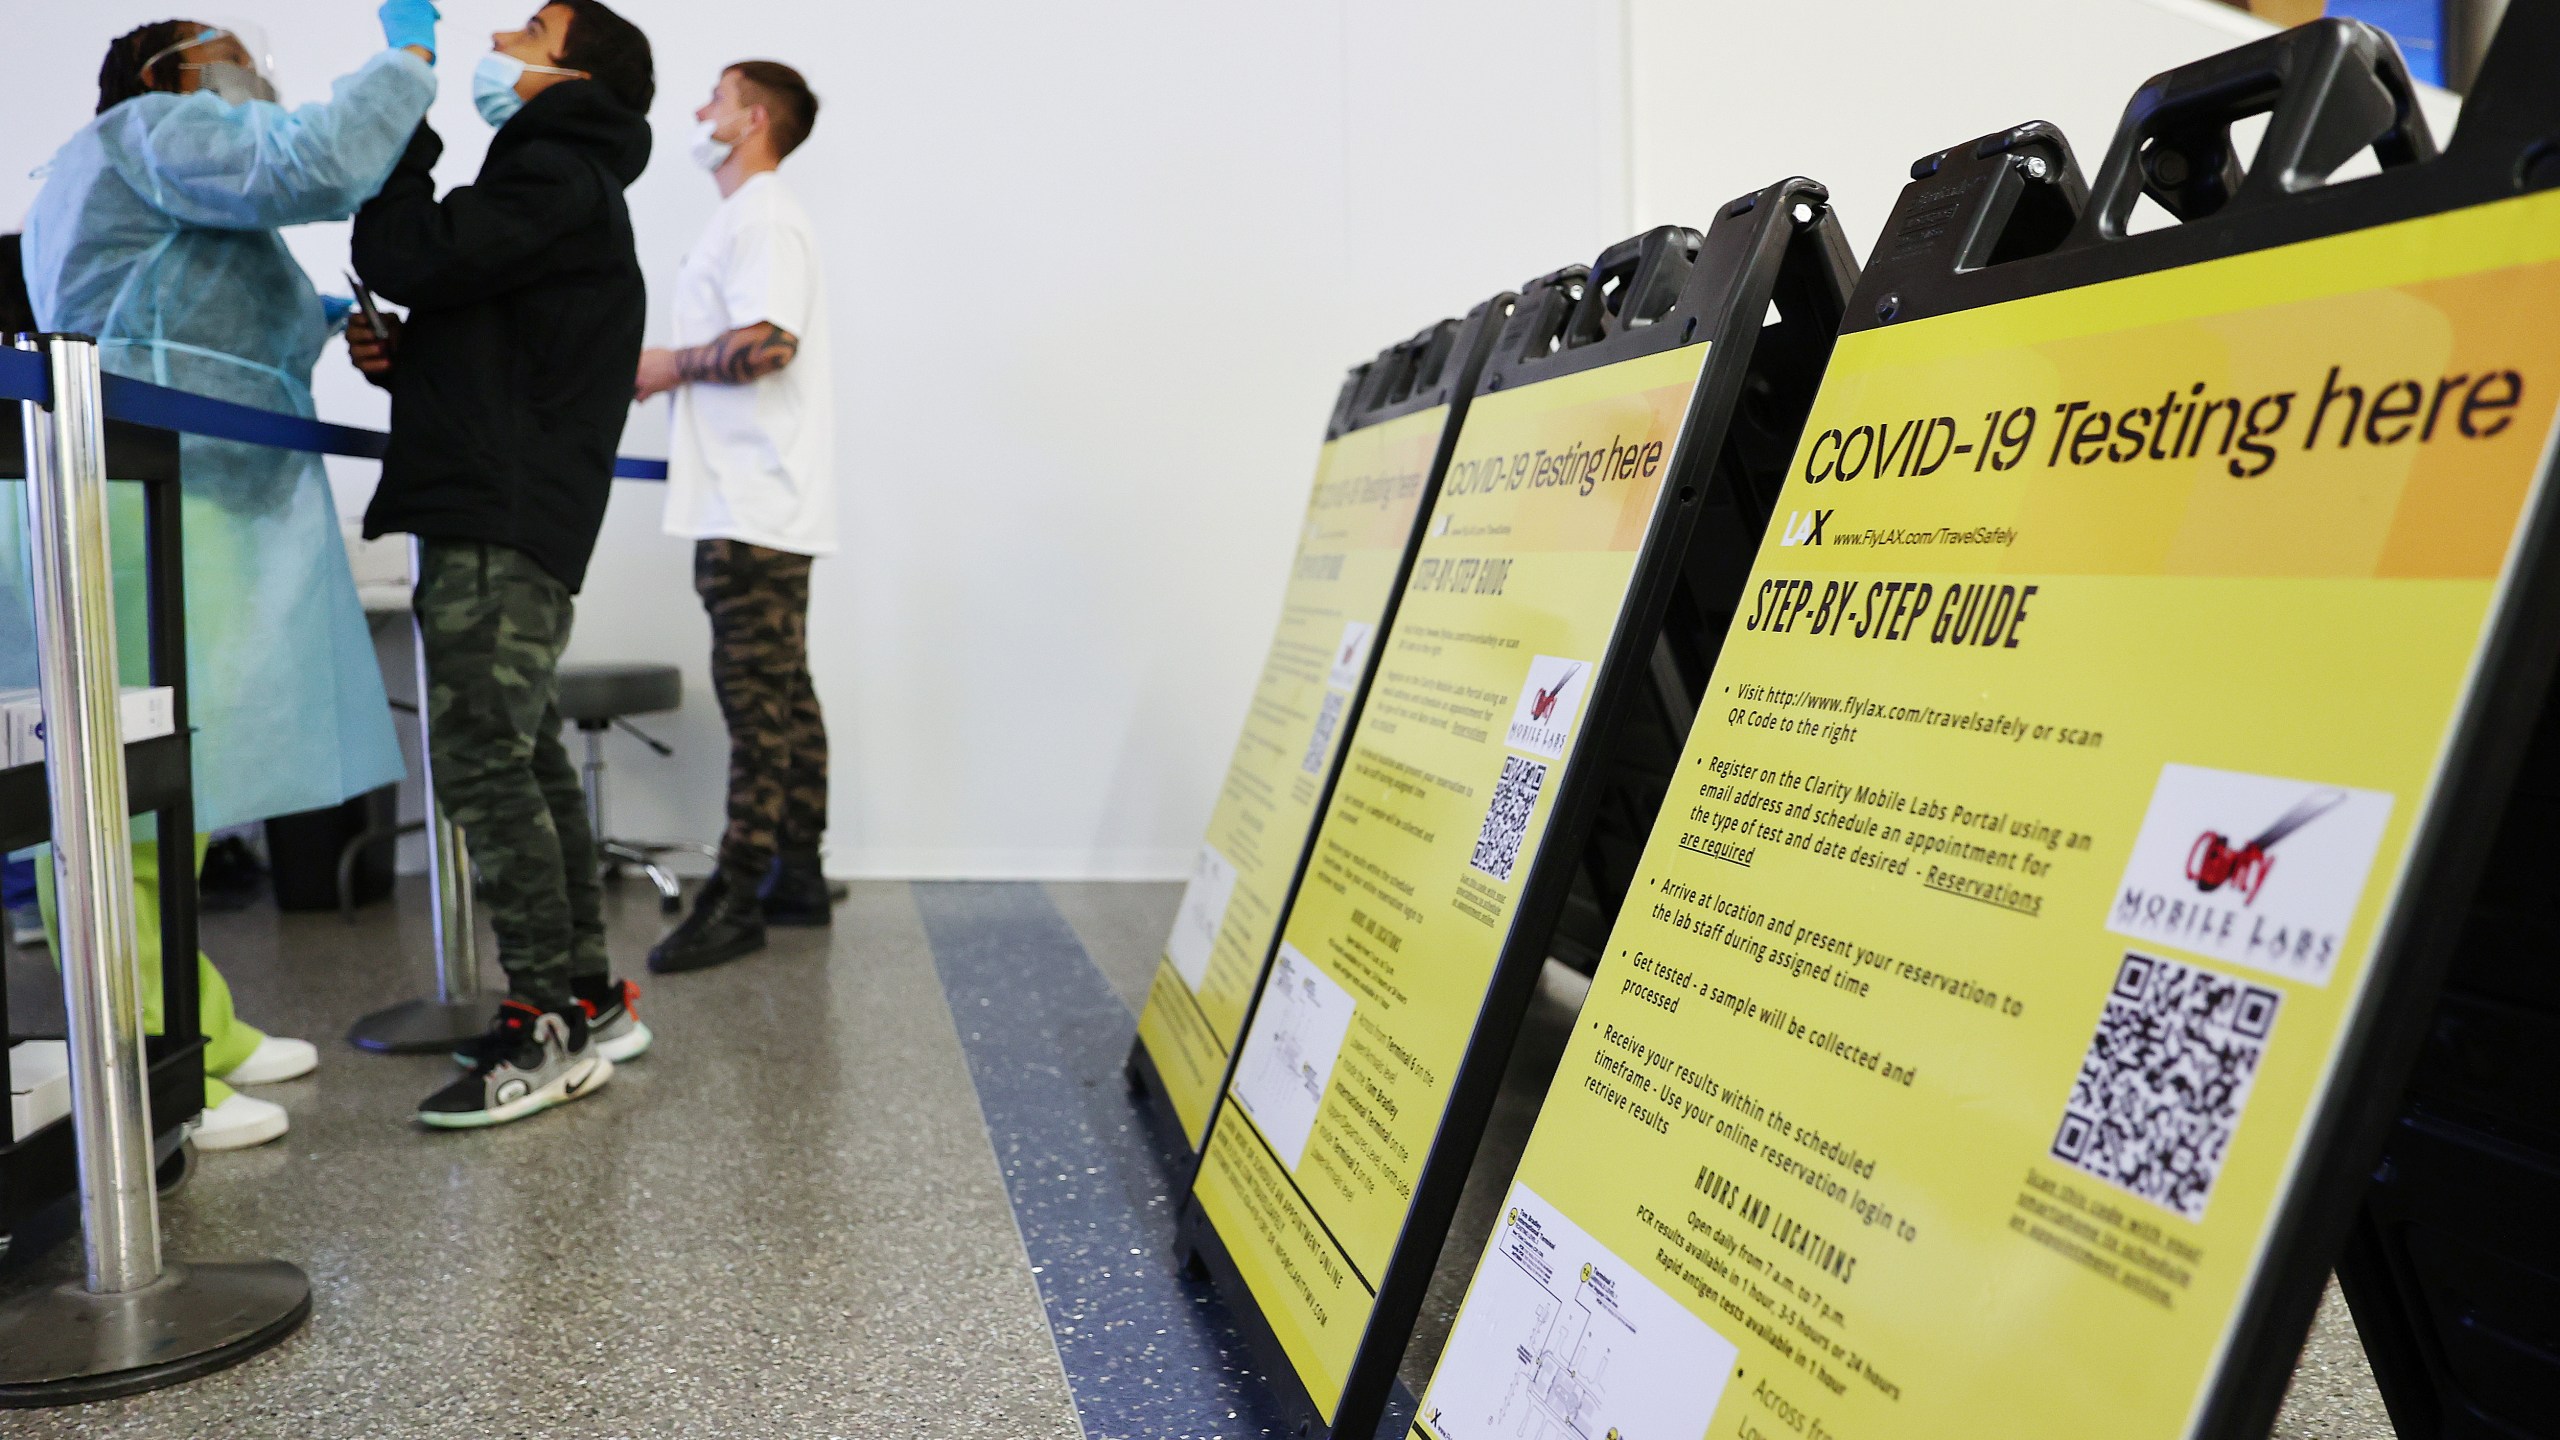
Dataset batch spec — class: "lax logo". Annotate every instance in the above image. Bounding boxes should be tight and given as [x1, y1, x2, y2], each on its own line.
[1778, 508, 1831, 546]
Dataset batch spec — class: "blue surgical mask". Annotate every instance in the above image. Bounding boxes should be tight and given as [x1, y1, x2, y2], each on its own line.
[473, 51, 584, 129]
[473, 52, 527, 127]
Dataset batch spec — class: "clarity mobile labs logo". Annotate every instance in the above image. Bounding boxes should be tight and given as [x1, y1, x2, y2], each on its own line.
[2184, 790, 2347, 904]
[1506, 654, 1589, 759]
[2107, 764, 2392, 984]
[1531, 673, 1572, 721]
[1328, 620, 1374, 690]
[1778, 508, 1831, 547]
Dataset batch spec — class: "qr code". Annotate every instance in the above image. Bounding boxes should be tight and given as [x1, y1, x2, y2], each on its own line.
[1302, 690, 1346, 775]
[2050, 952, 2282, 1221]
[1469, 755, 1547, 882]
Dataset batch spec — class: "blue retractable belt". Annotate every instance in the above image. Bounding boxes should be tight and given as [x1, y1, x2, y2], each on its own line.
[0, 343, 670, 480]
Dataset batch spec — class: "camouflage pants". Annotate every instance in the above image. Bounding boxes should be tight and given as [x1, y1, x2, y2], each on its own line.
[696, 539, 828, 887]
[416, 540, 606, 1008]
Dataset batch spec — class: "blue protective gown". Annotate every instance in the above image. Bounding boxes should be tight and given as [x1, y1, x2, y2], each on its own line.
[3, 49, 437, 830]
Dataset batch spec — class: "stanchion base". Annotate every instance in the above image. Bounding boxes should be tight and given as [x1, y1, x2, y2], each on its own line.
[346, 997, 496, 1054]
[0, 1260, 311, 1407]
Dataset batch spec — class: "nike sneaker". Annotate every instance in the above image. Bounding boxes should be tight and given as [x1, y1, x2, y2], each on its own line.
[419, 1000, 611, 1130]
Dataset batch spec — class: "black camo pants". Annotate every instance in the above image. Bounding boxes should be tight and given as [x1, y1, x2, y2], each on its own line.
[695, 539, 828, 888]
[416, 540, 607, 1008]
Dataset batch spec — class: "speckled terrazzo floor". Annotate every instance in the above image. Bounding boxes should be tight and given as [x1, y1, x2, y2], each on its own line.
[2, 877, 1080, 1439]
[0, 878, 2397, 1437]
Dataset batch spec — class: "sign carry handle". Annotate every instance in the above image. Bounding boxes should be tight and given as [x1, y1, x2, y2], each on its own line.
[2084, 16, 2437, 237]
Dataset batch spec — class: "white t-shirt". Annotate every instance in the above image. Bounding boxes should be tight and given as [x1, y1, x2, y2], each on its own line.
[662, 171, 836, 555]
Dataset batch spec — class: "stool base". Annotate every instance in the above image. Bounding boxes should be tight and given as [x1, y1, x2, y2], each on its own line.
[346, 997, 497, 1055]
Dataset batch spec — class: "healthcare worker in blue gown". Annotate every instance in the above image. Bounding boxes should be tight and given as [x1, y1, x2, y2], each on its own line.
[2, 5, 443, 1151]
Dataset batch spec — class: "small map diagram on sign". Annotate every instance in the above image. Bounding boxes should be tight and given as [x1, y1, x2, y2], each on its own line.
[1419, 1184, 1738, 1440]
[1165, 842, 1239, 992]
[1230, 943, 1356, 1170]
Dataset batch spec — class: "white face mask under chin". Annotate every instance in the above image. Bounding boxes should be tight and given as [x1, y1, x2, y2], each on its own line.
[688, 118, 736, 173]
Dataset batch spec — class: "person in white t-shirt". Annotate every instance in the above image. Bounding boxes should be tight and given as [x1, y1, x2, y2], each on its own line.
[633, 59, 837, 973]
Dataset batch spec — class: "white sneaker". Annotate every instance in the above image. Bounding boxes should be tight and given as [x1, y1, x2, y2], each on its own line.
[194, 1092, 289, 1151]
[220, 1036, 318, 1086]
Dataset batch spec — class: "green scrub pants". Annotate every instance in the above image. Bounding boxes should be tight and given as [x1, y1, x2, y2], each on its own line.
[36, 834, 265, 1110]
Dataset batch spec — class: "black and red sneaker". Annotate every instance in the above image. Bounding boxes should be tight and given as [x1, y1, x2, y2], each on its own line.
[452, 978, 651, 1067]
[418, 1000, 611, 1130]
[577, 976, 652, 1062]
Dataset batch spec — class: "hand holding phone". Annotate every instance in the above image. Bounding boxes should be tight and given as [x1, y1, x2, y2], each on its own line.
[343, 271, 400, 382]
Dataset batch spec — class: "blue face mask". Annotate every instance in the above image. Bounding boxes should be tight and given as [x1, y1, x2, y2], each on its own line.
[473, 50, 584, 128]
[473, 52, 527, 127]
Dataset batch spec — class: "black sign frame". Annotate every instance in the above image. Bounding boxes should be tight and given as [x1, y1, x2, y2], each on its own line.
[1775, 13, 2560, 1438]
[1126, 296, 1515, 1163]
[1176, 181, 1858, 1440]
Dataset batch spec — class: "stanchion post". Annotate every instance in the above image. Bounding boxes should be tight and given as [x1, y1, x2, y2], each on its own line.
[430, 813, 479, 1002]
[17, 333, 158, 1294]
[0, 332, 309, 1407]
[416, 543, 480, 1009]
[344, 542, 491, 1052]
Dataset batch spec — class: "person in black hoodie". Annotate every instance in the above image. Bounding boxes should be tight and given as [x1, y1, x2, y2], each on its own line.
[349, 1, 656, 1131]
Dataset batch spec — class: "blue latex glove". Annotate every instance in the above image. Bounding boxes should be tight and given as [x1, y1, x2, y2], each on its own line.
[320, 294, 355, 332]
[378, 0, 440, 57]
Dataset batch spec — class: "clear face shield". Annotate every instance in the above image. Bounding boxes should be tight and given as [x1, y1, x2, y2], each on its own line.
[139, 23, 279, 106]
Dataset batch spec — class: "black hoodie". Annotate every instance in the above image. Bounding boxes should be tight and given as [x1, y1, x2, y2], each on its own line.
[355, 81, 652, 593]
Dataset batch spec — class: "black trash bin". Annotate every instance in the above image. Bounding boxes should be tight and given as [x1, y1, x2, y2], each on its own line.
[265, 784, 398, 912]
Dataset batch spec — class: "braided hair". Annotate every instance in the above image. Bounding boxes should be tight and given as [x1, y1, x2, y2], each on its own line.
[98, 21, 207, 114]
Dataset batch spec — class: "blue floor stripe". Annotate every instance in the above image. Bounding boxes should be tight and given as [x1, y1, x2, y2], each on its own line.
[913, 881, 1414, 1440]
[914, 880, 1293, 1440]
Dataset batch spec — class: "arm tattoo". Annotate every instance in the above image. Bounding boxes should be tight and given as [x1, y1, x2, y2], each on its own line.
[674, 322, 800, 385]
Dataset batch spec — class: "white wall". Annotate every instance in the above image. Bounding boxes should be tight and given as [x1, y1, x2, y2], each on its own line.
[0, 0, 1630, 879]
[1623, 0, 2460, 265]
[0, 0, 2466, 880]
[645, 2, 1631, 878]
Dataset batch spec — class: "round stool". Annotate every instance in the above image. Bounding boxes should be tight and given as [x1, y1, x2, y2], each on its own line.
[556, 662, 714, 912]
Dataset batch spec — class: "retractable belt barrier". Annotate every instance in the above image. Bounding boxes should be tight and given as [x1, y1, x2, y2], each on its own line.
[0, 344, 671, 480]
[1178, 190, 1856, 1440]
[1409, 14, 2560, 1440]
[0, 335, 666, 1056]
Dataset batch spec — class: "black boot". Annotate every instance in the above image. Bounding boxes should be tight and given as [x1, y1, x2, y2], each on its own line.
[759, 848, 841, 927]
[648, 873, 767, 974]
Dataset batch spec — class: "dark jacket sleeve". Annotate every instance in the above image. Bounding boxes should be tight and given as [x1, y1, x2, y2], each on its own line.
[352, 121, 606, 309]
